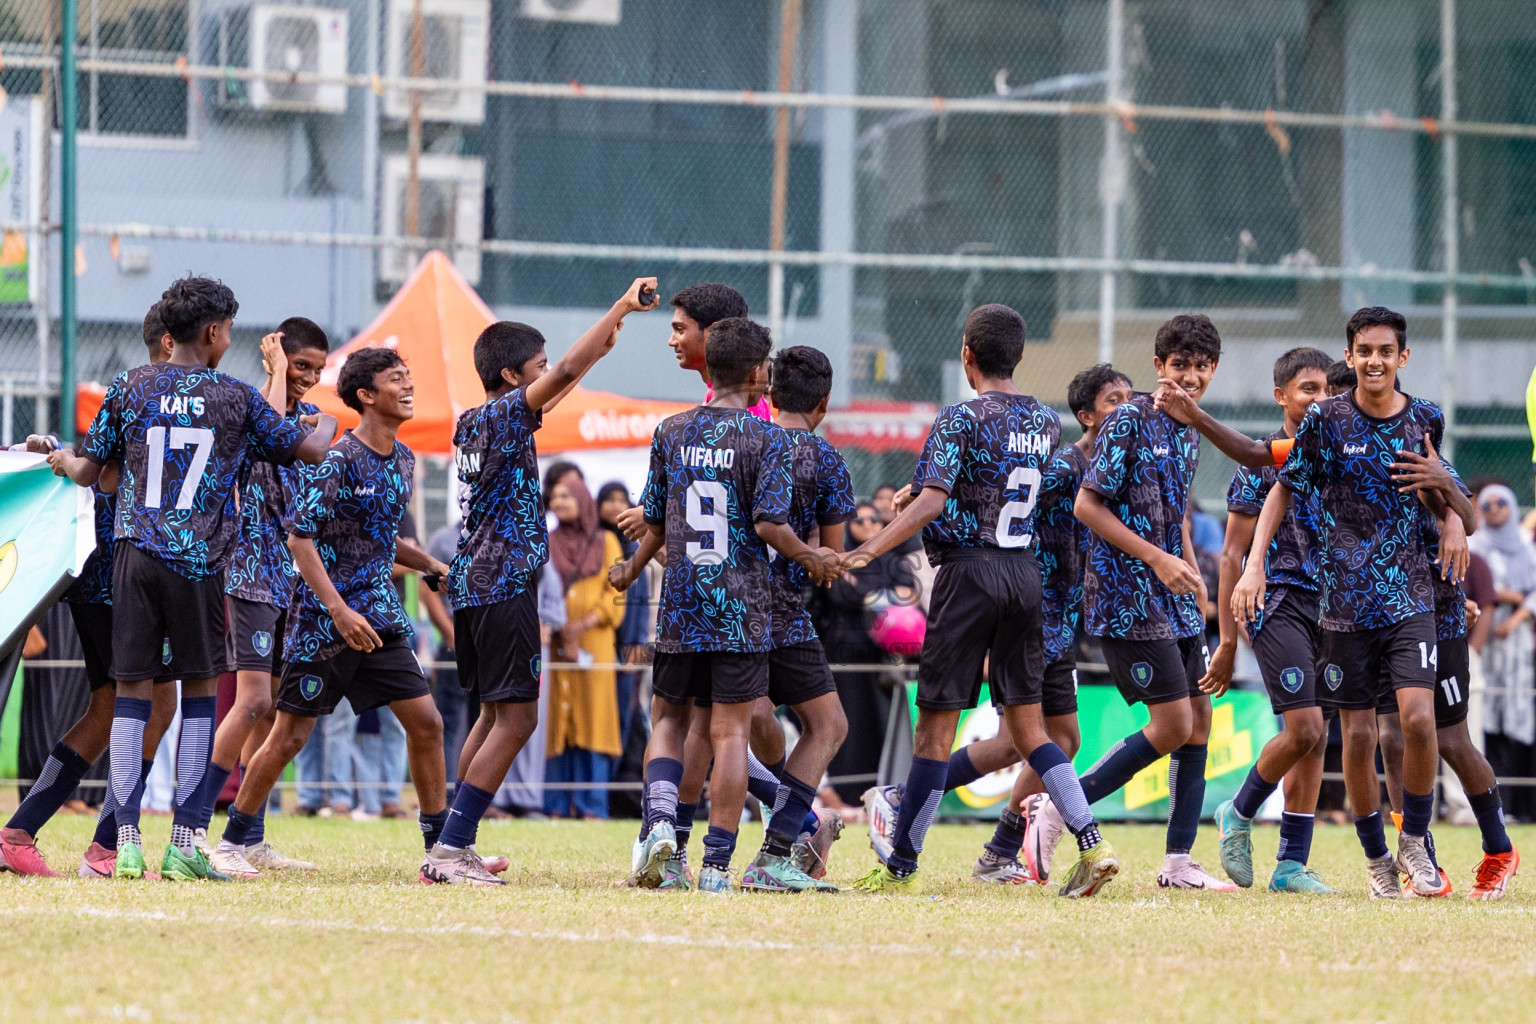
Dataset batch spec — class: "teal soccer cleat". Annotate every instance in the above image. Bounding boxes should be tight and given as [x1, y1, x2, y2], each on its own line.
[1214, 799, 1254, 888]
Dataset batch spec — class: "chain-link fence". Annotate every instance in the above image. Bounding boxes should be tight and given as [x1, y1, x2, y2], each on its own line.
[2, 0, 1535, 505]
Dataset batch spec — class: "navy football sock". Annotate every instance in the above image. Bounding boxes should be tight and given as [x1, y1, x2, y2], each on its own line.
[170, 696, 217, 852]
[8, 741, 92, 837]
[1028, 742, 1103, 851]
[1469, 786, 1513, 855]
[1165, 744, 1207, 855]
[1078, 731, 1160, 805]
[1232, 763, 1277, 821]
[223, 806, 259, 848]
[945, 747, 983, 792]
[1400, 789, 1433, 838]
[642, 758, 684, 831]
[675, 801, 698, 852]
[196, 761, 234, 833]
[109, 698, 153, 846]
[764, 771, 818, 854]
[1354, 810, 1389, 859]
[419, 809, 449, 851]
[96, 758, 152, 850]
[1277, 812, 1314, 864]
[244, 766, 268, 845]
[888, 755, 947, 876]
[701, 825, 737, 870]
[439, 782, 494, 850]
[984, 809, 1027, 860]
[746, 752, 784, 811]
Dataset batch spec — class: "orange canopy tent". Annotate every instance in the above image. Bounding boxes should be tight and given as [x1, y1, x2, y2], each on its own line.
[76, 250, 688, 454]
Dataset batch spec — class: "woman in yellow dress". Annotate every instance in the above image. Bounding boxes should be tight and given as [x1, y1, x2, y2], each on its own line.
[543, 470, 624, 818]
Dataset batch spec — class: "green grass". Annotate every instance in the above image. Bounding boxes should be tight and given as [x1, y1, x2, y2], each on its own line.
[3, 815, 1536, 1023]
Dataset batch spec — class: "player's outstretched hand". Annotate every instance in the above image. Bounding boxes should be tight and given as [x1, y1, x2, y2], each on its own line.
[609, 558, 639, 593]
[615, 505, 650, 543]
[801, 547, 843, 586]
[1152, 379, 1198, 424]
[1153, 552, 1201, 595]
[23, 434, 59, 454]
[1436, 511, 1469, 583]
[1198, 640, 1235, 697]
[332, 605, 382, 652]
[622, 277, 661, 313]
[891, 484, 917, 515]
[840, 549, 873, 572]
[46, 448, 74, 478]
[1390, 448, 1456, 497]
[261, 332, 287, 378]
[1231, 565, 1266, 627]
[1465, 598, 1481, 631]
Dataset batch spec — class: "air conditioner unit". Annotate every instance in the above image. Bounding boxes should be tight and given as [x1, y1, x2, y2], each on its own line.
[384, 0, 489, 125]
[218, 6, 349, 114]
[380, 153, 484, 284]
[520, 0, 622, 25]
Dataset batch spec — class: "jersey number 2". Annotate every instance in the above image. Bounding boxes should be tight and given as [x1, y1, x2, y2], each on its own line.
[686, 480, 730, 564]
[144, 425, 215, 510]
[994, 467, 1041, 548]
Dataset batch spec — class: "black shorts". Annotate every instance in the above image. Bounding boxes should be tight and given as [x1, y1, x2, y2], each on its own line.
[916, 549, 1045, 710]
[1435, 636, 1471, 728]
[767, 641, 837, 707]
[454, 591, 541, 704]
[1041, 651, 1079, 718]
[1100, 634, 1208, 707]
[1317, 614, 1436, 712]
[68, 602, 114, 691]
[226, 596, 286, 675]
[1252, 587, 1322, 714]
[652, 650, 769, 706]
[110, 541, 229, 682]
[276, 636, 430, 717]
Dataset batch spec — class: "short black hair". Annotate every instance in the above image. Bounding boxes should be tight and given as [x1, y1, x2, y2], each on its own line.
[142, 303, 166, 350]
[1272, 347, 1333, 388]
[962, 304, 1026, 378]
[671, 283, 748, 330]
[158, 275, 239, 345]
[1345, 306, 1407, 351]
[1067, 363, 1132, 419]
[277, 316, 330, 356]
[1154, 314, 1222, 363]
[1326, 360, 1356, 392]
[473, 321, 546, 391]
[771, 346, 833, 413]
[337, 347, 404, 413]
[705, 317, 772, 390]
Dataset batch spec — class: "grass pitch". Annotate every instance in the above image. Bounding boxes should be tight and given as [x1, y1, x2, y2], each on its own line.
[3, 814, 1536, 1023]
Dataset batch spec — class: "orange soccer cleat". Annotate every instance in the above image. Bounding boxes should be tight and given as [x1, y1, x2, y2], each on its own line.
[1468, 847, 1520, 901]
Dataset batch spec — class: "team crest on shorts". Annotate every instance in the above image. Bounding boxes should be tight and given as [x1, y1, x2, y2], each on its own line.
[1131, 662, 1153, 688]
[253, 631, 273, 656]
[161, 639, 172, 665]
[531, 654, 542, 678]
[1324, 664, 1343, 691]
[300, 674, 323, 701]
[1280, 667, 1304, 693]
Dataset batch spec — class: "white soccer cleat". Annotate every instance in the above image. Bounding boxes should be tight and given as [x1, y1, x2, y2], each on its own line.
[1024, 794, 1066, 884]
[1155, 854, 1238, 891]
[193, 828, 216, 861]
[209, 841, 262, 879]
[1366, 854, 1405, 899]
[1396, 834, 1442, 896]
[245, 840, 317, 871]
[862, 786, 899, 865]
[420, 843, 506, 886]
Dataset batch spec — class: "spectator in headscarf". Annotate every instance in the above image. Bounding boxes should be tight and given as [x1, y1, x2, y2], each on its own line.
[1471, 483, 1536, 820]
[543, 469, 624, 818]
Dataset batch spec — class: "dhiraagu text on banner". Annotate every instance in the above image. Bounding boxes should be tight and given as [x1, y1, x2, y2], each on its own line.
[902, 682, 1280, 821]
[0, 453, 95, 652]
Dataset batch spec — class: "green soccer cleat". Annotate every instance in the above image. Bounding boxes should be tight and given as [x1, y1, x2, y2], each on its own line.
[851, 864, 921, 894]
[657, 849, 693, 891]
[1215, 799, 1254, 888]
[1058, 840, 1119, 898]
[741, 851, 839, 893]
[695, 865, 735, 895]
[632, 822, 677, 890]
[114, 842, 146, 880]
[1268, 859, 1338, 894]
[160, 844, 216, 882]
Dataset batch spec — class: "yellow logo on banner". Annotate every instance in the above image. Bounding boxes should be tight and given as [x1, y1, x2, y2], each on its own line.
[1123, 702, 1255, 810]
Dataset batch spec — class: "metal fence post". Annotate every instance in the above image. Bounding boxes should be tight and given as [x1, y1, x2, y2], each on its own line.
[60, 0, 79, 443]
[1441, 0, 1459, 460]
[1098, 0, 1125, 367]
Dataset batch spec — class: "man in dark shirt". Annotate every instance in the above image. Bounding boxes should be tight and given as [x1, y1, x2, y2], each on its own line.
[843, 305, 1116, 898]
[216, 348, 450, 881]
[49, 276, 337, 882]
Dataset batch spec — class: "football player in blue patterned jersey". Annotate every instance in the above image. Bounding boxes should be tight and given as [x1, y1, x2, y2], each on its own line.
[1233, 307, 1477, 898]
[0, 308, 177, 879]
[1054, 314, 1235, 892]
[203, 318, 331, 878]
[423, 278, 658, 885]
[218, 348, 453, 881]
[48, 277, 338, 882]
[1197, 347, 1340, 894]
[843, 305, 1117, 897]
[610, 318, 839, 894]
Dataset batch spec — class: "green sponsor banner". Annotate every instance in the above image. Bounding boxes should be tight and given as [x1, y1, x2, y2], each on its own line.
[0, 453, 96, 653]
[903, 682, 1280, 820]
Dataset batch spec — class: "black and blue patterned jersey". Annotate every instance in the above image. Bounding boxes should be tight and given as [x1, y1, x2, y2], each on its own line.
[80, 363, 307, 581]
[63, 489, 116, 606]
[1080, 393, 1204, 641]
[284, 432, 415, 662]
[226, 401, 319, 608]
[642, 406, 793, 653]
[1420, 465, 1473, 642]
[1278, 392, 1447, 632]
[448, 388, 545, 610]
[909, 391, 1061, 566]
[1227, 427, 1324, 640]
[1035, 444, 1089, 662]
[768, 426, 857, 648]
